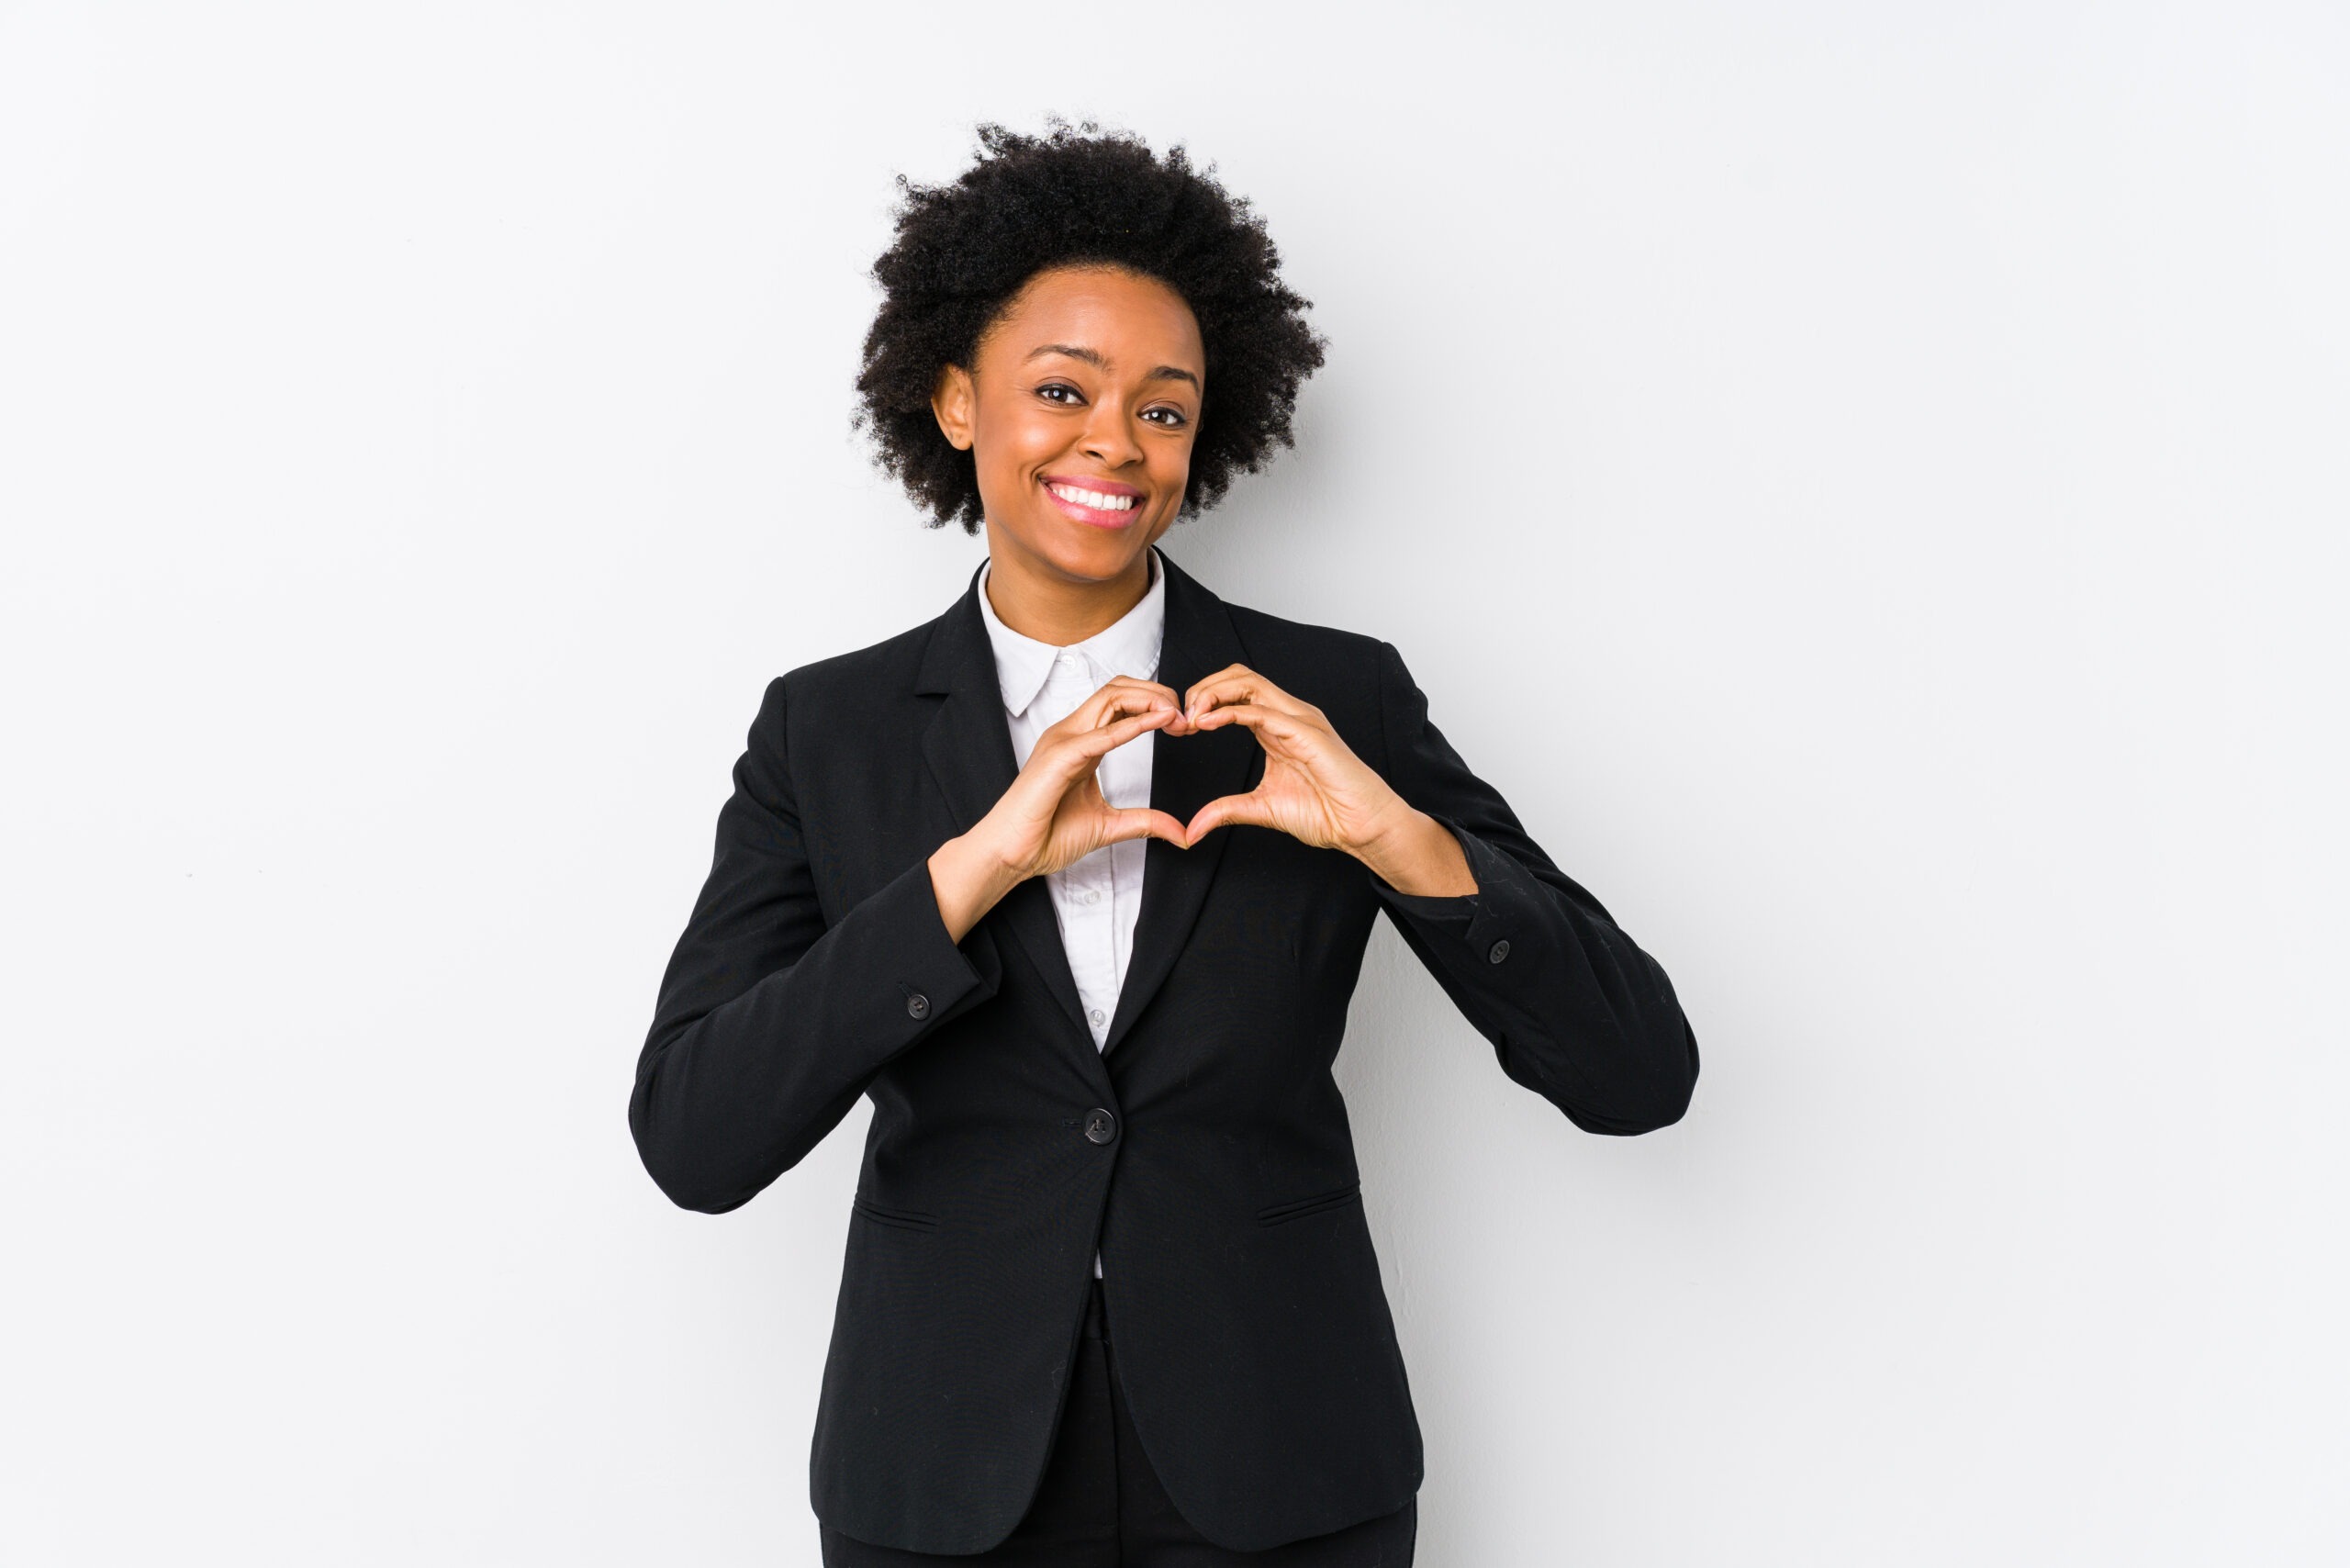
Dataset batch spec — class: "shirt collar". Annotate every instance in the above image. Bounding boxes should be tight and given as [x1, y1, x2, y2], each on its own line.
[976, 544, 1167, 718]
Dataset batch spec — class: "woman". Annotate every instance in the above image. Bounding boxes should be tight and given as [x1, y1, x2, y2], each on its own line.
[631, 123, 1699, 1566]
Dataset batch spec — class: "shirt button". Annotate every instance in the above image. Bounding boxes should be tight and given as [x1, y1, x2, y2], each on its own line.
[1082, 890, 1101, 905]
[1089, 1008, 1106, 1026]
[1083, 1107, 1118, 1145]
[1487, 939, 1511, 965]
[906, 992, 931, 1019]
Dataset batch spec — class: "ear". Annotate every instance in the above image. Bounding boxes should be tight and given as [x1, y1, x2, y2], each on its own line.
[930, 364, 976, 451]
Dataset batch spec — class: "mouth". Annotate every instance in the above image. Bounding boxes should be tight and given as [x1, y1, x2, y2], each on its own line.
[1040, 475, 1145, 530]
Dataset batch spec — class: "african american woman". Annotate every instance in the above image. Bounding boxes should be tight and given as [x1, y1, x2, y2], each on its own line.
[630, 123, 1700, 1567]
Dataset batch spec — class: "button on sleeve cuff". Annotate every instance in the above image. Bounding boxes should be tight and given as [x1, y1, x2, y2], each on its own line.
[631, 849, 1005, 1215]
[1367, 813, 1534, 959]
[869, 853, 1002, 1043]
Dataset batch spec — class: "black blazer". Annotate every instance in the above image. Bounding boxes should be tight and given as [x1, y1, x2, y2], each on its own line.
[630, 548, 1698, 1554]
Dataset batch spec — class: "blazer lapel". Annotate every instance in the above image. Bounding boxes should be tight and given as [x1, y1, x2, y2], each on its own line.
[915, 562, 1092, 1043]
[1102, 552, 1261, 1055]
[912, 549, 1261, 1059]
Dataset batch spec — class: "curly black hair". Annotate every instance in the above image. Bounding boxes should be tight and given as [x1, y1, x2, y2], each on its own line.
[854, 120, 1327, 534]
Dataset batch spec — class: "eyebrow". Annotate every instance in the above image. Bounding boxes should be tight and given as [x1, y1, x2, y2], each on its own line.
[1024, 343, 1200, 390]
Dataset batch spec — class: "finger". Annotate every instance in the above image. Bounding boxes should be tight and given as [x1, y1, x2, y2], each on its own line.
[1188, 701, 1311, 749]
[1038, 687, 1169, 752]
[1183, 664, 1267, 720]
[1096, 673, 1185, 708]
[1090, 676, 1197, 735]
[1185, 668, 1320, 726]
[1045, 704, 1177, 772]
[1085, 683, 1178, 729]
[1183, 791, 1277, 846]
[1100, 806, 1192, 849]
[1083, 702, 1179, 751]
[1047, 681, 1176, 744]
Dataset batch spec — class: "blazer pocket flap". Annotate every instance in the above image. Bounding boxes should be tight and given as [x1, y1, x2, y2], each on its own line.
[851, 1194, 940, 1232]
[1256, 1179, 1363, 1226]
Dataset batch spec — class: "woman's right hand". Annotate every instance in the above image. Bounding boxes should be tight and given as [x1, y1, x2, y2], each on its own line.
[927, 676, 1193, 942]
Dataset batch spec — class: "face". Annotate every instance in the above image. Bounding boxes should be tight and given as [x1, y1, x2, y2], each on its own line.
[931, 264, 1205, 586]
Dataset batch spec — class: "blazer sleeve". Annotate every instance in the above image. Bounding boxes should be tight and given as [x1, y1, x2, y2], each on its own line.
[1367, 639, 1698, 1136]
[629, 675, 1004, 1214]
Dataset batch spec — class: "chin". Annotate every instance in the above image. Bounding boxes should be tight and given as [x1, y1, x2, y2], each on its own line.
[1034, 519, 1150, 577]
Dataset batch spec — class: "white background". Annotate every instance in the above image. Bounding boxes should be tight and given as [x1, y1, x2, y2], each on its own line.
[4, 4, 2344, 1563]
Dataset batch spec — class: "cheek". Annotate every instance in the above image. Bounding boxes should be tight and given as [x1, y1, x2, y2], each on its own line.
[1152, 437, 1195, 492]
[975, 402, 1069, 477]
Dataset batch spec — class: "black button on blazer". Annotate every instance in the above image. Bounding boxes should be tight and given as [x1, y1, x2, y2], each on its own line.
[630, 549, 1699, 1555]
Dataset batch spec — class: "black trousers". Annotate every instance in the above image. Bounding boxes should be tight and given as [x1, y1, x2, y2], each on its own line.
[821, 1279, 1418, 1566]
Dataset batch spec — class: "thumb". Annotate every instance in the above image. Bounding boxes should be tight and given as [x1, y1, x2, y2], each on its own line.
[1183, 791, 1271, 846]
[1102, 806, 1191, 850]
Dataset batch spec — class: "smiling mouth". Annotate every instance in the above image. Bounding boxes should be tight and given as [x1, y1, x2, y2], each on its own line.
[1041, 478, 1143, 526]
[1046, 480, 1137, 512]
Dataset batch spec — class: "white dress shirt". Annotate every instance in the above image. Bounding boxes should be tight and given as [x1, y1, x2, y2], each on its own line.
[976, 544, 1168, 1279]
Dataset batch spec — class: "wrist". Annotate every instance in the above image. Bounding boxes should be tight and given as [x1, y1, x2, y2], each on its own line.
[1345, 794, 1427, 865]
[1352, 806, 1478, 899]
[928, 832, 1025, 944]
[958, 823, 1032, 896]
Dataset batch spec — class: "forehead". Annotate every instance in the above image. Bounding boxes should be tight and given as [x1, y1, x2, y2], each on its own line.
[976, 265, 1204, 372]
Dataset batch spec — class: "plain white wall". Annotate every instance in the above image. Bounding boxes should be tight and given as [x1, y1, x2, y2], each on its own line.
[4, 3, 2344, 1562]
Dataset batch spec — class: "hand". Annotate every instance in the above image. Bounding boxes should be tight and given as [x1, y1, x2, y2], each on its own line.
[1180, 664, 1414, 854]
[1181, 663, 1477, 896]
[996, 675, 1198, 877]
[933, 677, 1194, 941]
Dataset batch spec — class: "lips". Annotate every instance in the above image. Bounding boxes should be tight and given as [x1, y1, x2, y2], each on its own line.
[1041, 476, 1144, 529]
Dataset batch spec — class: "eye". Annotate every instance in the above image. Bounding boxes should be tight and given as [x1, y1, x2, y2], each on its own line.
[1036, 382, 1082, 405]
[1142, 407, 1190, 429]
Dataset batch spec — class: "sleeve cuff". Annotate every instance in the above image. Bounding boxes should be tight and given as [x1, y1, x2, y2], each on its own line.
[1366, 815, 1532, 960]
[864, 854, 1004, 1039]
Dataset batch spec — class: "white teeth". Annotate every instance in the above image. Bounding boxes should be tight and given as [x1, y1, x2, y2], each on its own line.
[1050, 483, 1134, 511]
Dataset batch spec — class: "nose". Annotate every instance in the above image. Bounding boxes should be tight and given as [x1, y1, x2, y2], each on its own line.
[1078, 396, 1145, 471]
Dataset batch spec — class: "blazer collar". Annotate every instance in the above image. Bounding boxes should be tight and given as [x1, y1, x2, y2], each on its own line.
[915, 545, 1263, 1058]
[975, 546, 1168, 716]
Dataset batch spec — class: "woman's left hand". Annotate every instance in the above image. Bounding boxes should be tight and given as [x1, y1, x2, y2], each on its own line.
[1179, 663, 1420, 857]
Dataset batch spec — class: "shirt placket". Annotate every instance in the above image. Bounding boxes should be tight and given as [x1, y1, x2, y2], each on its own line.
[1043, 649, 1117, 1049]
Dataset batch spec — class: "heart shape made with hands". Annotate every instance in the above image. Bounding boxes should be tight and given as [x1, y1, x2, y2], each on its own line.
[1111, 663, 1411, 857]
[1020, 662, 1475, 902]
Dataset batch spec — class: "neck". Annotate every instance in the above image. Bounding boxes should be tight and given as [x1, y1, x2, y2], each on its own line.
[980, 526, 1155, 645]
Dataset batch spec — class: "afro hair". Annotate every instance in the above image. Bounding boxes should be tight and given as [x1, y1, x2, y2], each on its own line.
[853, 119, 1327, 534]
